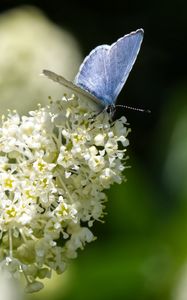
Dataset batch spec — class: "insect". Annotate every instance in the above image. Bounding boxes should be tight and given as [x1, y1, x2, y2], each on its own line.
[43, 29, 144, 112]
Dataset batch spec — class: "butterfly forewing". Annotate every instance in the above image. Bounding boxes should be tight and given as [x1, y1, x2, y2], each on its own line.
[42, 69, 102, 107]
[107, 29, 144, 103]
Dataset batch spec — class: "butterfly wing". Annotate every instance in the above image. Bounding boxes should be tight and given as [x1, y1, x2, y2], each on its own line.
[42, 69, 103, 107]
[74, 46, 110, 105]
[75, 29, 144, 106]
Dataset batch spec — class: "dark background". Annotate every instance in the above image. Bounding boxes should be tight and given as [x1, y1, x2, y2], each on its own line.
[0, 1, 187, 300]
[0, 0, 186, 164]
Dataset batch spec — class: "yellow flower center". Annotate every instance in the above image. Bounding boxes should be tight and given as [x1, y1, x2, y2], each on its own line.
[4, 178, 13, 189]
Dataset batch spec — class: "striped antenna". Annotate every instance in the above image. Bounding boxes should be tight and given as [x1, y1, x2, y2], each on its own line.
[115, 104, 151, 114]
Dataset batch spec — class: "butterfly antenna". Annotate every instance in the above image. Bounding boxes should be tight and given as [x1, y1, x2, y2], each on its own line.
[115, 104, 151, 114]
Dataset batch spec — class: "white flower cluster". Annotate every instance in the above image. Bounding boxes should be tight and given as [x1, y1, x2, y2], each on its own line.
[0, 95, 129, 292]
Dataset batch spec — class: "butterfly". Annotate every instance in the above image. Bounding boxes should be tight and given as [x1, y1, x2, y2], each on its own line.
[43, 28, 144, 111]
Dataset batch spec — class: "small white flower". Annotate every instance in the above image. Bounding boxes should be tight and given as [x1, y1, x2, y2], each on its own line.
[1, 173, 16, 191]
[0, 95, 129, 292]
[88, 154, 105, 172]
[94, 133, 105, 146]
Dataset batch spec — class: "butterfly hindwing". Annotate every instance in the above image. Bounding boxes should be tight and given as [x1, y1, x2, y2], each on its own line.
[74, 46, 110, 105]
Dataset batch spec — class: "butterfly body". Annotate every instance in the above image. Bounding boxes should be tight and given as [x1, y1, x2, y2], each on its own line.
[43, 28, 144, 109]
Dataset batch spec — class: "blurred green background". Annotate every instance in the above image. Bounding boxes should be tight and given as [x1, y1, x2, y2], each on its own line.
[0, 1, 187, 299]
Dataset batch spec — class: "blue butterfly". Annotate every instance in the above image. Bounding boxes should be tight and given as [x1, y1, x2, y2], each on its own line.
[43, 29, 144, 110]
